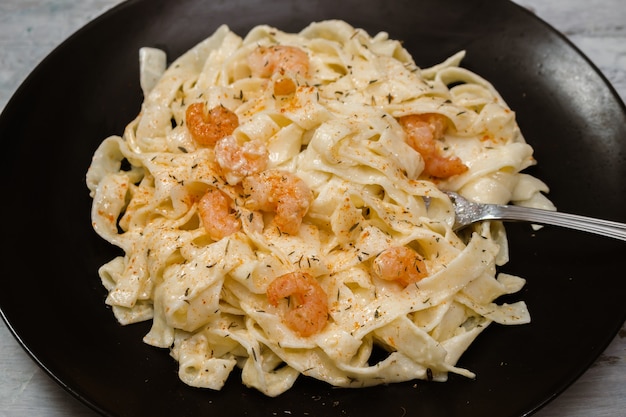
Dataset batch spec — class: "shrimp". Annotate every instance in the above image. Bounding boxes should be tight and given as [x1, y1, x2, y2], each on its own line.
[372, 246, 428, 287]
[399, 113, 468, 179]
[267, 271, 329, 337]
[214, 135, 268, 185]
[197, 187, 241, 240]
[248, 45, 310, 78]
[185, 103, 239, 146]
[241, 169, 313, 235]
[248, 45, 310, 96]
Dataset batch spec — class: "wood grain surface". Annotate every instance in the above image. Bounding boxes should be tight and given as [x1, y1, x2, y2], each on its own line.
[0, 1, 624, 416]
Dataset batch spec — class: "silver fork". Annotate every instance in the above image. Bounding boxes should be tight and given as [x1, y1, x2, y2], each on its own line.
[445, 191, 626, 241]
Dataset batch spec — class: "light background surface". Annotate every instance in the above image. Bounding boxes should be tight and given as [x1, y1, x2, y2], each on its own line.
[1, 1, 624, 415]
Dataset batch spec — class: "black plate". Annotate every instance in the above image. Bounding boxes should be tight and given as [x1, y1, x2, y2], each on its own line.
[1, 0, 625, 416]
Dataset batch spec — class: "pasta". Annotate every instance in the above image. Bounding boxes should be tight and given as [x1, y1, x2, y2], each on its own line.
[86, 20, 554, 396]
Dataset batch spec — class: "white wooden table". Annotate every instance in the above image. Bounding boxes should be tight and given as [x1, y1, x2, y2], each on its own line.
[1, 1, 624, 416]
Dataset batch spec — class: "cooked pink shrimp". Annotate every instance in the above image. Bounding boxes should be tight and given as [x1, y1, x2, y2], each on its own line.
[267, 271, 329, 337]
[372, 246, 428, 287]
[399, 113, 468, 179]
[214, 135, 268, 184]
[248, 45, 310, 96]
[197, 187, 241, 240]
[272, 78, 297, 96]
[248, 45, 310, 78]
[241, 169, 313, 235]
[186, 103, 239, 146]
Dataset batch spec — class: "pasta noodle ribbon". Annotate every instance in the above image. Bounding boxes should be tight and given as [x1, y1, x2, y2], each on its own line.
[86, 20, 554, 396]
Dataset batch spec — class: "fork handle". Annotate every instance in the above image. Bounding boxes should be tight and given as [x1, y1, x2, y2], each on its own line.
[486, 204, 626, 241]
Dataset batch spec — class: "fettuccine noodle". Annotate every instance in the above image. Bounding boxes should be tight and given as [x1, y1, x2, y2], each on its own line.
[86, 20, 554, 396]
